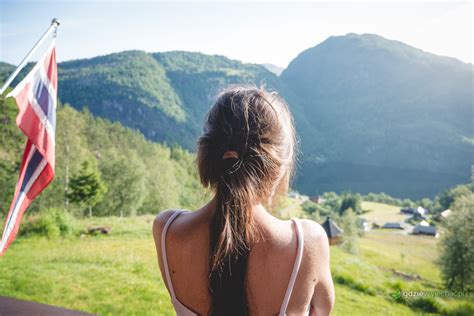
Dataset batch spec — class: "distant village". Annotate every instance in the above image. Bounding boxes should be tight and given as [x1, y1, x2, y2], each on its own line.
[287, 191, 452, 244]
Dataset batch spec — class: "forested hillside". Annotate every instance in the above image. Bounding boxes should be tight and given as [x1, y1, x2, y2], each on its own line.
[0, 96, 210, 217]
[1, 33, 472, 199]
[57, 51, 279, 149]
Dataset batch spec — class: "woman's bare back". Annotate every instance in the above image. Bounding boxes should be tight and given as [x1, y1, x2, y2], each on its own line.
[153, 202, 335, 315]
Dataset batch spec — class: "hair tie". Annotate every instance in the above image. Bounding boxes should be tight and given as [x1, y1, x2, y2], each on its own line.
[223, 151, 239, 160]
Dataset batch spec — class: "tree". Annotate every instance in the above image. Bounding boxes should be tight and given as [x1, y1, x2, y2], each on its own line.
[437, 184, 474, 212]
[169, 145, 211, 209]
[302, 200, 318, 215]
[438, 193, 474, 291]
[100, 150, 146, 217]
[0, 101, 208, 218]
[339, 192, 362, 215]
[418, 197, 434, 210]
[67, 162, 106, 217]
[341, 208, 359, 254]
[0, 96, 29, 216]
[321, 192, 341, 214]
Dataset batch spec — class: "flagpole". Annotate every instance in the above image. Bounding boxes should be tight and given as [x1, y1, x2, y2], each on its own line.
[0, 18, 60, 95]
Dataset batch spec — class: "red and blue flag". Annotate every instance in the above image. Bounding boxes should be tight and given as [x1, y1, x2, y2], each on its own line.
[0, 41, 57, 256]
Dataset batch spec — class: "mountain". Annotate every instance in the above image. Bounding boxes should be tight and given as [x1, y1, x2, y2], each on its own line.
[261, 63, 284, 76]
[281, 33, 473, 198]
[0, 62, 15, 81]
[56, 51, 279, 149]
[1, 33, 472, 199]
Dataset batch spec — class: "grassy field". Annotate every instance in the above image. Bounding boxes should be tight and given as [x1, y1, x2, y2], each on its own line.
[276, 197, 306, 219]
[360, 201, 410, 226]
[0, 205, 472, 315]
[0, 216, 174, 315]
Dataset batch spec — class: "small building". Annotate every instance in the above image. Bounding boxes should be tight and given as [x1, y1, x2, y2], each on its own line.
[419, 220, 430, 227]
[400, 207, 415, 215]
[382, 222, 404, 230]
[413, 224, 438, 237]
[288, 191, 300, 199]
[310, 196, 326, 205]
[412, 208, 427, 220]
[321, 217, 343, 245]
[435, 209, 452, 221]
[417, 206, 428, 215]
[439, 208, 452, 219]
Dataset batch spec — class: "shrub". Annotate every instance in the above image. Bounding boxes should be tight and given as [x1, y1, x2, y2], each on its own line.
[387, 279, 406, 291]
[302, 200, 318, 214]
[340, 208, 359, 254]
[333, 273, 375, 295]
[409, 297, 440, 313]
[340, 192, 362, 215]
[320, 192, 341, 213]
[444, 303, 474, 316]
[21, 208, 76, 238]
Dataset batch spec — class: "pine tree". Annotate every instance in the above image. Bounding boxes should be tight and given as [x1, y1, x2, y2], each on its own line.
[339, 192, 362, 215]
[67, 162, 107, 217]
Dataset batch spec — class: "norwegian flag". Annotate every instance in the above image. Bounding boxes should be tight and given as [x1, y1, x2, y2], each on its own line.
[0, 41, 57, 256]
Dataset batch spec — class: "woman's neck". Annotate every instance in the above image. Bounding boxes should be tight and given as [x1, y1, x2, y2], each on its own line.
[200, 196, 277, 226]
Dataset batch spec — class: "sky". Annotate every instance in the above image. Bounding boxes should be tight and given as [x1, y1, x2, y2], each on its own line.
[0, 1, 472, 68]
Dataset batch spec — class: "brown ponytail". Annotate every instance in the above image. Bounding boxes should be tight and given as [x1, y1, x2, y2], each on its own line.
[197, 85, 296, 315]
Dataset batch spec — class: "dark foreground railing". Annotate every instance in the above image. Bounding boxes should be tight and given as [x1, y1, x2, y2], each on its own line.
[0, 296, 94, 316]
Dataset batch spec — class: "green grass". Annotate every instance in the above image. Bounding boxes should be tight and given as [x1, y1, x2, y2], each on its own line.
[0, 208, 472, 315]
[0, 215, 173, 315]
[331, 231, 473, 315]
[360, 201, 408, 225]
[277, 197, 306, 219]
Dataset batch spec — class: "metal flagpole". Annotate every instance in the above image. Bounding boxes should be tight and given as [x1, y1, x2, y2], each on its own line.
[0, 18, 60, 95]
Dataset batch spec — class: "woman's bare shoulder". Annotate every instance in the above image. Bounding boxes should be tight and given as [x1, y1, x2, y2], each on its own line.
[299, 219, 328, 242]
[298, 219, 330, 264]
[152, 209, 180, 242]
[152, 208, 198, 241]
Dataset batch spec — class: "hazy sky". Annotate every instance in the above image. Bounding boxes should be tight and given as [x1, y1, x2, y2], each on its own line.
[0, 1, 472, 68]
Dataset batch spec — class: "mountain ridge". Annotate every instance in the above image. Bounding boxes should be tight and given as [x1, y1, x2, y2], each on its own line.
[280, 33, 472, 198]
[1, 33, 472, 198]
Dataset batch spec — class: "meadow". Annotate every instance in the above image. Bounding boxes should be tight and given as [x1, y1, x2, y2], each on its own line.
[0, 203, 472, 315]
[359, 201, 410, 226]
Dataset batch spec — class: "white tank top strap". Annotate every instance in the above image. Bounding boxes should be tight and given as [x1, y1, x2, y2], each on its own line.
[161, 210, 185, 299]
[279, 218, 304, 316]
